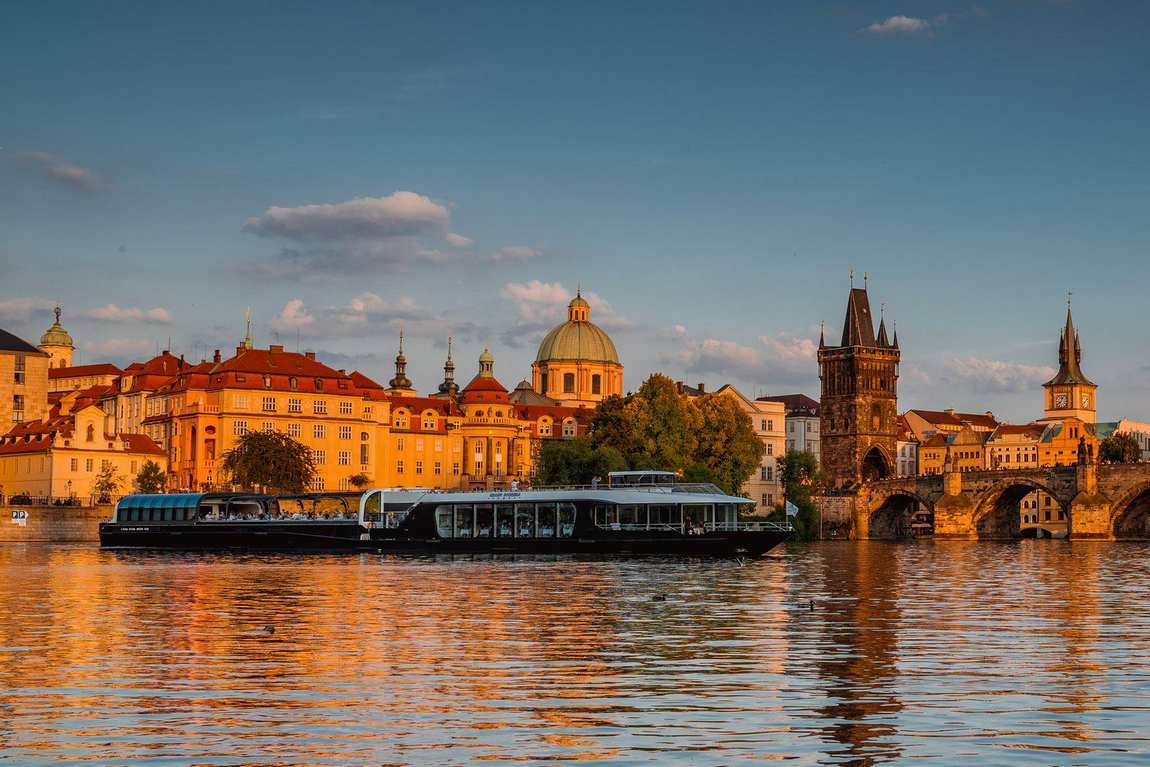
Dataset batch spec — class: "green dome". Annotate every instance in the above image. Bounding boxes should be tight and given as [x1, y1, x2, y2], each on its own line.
[40, 308, 74, 348]
[535, 319, 619, 364]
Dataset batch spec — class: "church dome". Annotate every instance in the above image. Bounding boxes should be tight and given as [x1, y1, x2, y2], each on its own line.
[40, 307, 74, 348]
[535, 292, 619, 364]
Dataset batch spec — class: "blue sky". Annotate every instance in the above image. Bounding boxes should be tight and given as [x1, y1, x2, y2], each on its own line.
[2, 1, 1147, 423]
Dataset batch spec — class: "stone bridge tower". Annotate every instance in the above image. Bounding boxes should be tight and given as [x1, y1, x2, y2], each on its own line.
[818, 279, 900, 489]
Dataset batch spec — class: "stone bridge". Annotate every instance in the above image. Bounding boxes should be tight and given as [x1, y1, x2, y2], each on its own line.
[849, 461, 1150, 540]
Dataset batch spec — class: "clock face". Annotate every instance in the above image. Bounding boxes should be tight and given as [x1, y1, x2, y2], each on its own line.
[1055, 393, 1068, 409]
[1081, 393, 1091, 409]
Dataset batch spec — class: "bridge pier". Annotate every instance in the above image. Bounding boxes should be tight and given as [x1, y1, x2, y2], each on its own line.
[932, 467, 977, 539]
[1069, 463, 1114, 539]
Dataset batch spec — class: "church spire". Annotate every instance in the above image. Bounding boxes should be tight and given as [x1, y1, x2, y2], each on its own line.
[818, 321, 825, 349]
[876, 302, 890, 347]
[437, 336, 458, 397]
[1046, 296, 1094, 386]
[242, 308, 253, 350]
[388, 328, 412, 390]
[840, 280, 877, 347]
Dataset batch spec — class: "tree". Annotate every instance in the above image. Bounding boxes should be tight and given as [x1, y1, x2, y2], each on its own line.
[687, 393, 765, 496]
[347, 473, 372, 490]
[775, 450, 822, 541]
[1100, 432, 1142, 464]
[93, 463, 124, 503]
[221, 431, 317, 493]
[591, 374, 694, 470]
[134, 460, 165, 494]
[537, 436, 626, 486]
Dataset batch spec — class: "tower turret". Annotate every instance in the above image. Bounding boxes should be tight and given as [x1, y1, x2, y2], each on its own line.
[387, 329, 415, 393]
[38, 305, 74, 368]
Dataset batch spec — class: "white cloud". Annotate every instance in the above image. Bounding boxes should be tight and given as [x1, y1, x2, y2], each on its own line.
[492, 245, 540, 263]
[672, 324, 688, 338]
[271, 299, 315, 330]
[82, 338, 153, 359]
[244, 192, 449, 241]
[17, 151, 104, 191]
[942, 357, 1055, 393]
[0, 297, 55, 322]
[501, 280, 571, 322]
[87, 304, 172, 324]
[445, 232, 474, 247]
[661, 330, 821, 389]
[862, 15, 931, 35]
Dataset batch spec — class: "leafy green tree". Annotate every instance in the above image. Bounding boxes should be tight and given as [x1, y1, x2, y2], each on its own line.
[589, 394, 640, 457]
[537, 436, 626, 486]
[1100, 432, 1142, 464]
[221, 430, 317, 493]
[687, 393, 765, 495]
[134, 460, 165, 494]
[93, 463, 124, 503]
[347, 472, 372, 489]
[774, 450, 822, 541]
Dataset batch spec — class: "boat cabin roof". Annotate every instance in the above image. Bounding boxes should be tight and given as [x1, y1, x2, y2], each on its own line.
[386, 487, 753, 506]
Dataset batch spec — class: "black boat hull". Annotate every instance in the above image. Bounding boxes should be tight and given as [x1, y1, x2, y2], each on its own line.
[99, 522, 790, 557]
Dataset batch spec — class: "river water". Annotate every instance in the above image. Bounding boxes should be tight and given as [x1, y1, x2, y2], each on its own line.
[1, 542, 1149, 766]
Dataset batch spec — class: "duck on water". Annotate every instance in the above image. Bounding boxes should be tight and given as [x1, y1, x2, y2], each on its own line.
[99, 470, 793, 556]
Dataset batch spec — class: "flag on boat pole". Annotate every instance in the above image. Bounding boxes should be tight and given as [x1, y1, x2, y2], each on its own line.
[785, 501, 799, 518]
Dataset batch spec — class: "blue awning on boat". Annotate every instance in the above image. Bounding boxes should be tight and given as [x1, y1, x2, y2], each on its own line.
[116, 493, 203, 511]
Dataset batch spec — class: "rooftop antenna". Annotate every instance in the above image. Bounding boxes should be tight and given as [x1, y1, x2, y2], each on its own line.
[243, 308, 253, 350]
[864, 271, 869, 289]
[849, 268, 854, 288]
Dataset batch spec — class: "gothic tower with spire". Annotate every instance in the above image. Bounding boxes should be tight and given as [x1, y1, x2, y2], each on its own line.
[1041, 299, 1096, 423]
[434, 336, 459, 399]
[817, 278, 900, 489]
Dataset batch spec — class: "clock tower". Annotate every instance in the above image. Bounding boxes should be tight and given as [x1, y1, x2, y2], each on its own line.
[1041, 300, 1096, 423]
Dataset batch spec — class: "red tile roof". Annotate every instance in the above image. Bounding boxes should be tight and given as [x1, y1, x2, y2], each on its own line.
[49, 363, 122, 379]
[758, 393, 820, 415]
[907, 409, 999, 429]
[120, 433, 166, 456]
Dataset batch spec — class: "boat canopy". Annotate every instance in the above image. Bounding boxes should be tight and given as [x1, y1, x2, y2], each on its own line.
[116, 493, 204, 512]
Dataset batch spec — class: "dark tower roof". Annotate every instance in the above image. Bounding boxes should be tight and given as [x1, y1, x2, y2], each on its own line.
[840, 288, 876, 347]
[876, 308, 890, 348]
[0, 328, 44, 355]
[437, 336, 458, 397]
[1045, 304, 1094, 387]
[388, 330, 412, 390]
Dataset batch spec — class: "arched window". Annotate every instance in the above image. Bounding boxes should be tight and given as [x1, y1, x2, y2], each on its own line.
[394, 410, 408, 429]
[563, 372, 575, 394]
[540, 372, 549, 393]
[422, 411, 437, 430]
[591, 374, 601, 395]
[562, 419, 576, 439]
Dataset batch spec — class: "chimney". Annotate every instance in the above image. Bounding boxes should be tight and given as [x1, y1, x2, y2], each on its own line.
[698, 382, 705, 394]
[213, 349, 221, 364]
[305, 351, 316, 360]
[945, 408, 957, 416]
[236, 345, 245, 356]
[270, 344, 284, 353]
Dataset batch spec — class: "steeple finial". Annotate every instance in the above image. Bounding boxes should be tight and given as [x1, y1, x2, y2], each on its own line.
[892, 320, 899, 349]
[818, 320, 825, 349]
[849, 267, 854, 288]
[389, 326, 412, 390]
[864, 271, 869, 289]
[54, 305, 61, 324]
[243, 307, 253, 350]
[398, 326, 405, 355]
[446, 335, 453, 361]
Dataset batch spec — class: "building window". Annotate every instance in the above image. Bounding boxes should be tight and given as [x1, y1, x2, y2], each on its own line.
[314, 400, 327, 415]
[397, 438, 404, 451]
[435, 439, 442, 452]
[233, 420, 248, 436]
[394, 411, 408, 429]
[766, 443, 773, 456]
[415, 461, 423, 475]
[339, 451, 351, 466]
[453, 462, 460, 476]
[233, 394, 249, 410]
[592, 374, 601, 395]
[762, 493, 768, 506]
[312, 476, 325, 491]
[261, 396, 276, 412]
[540, 372, 549, 393]
[422, 413, 437, 430]
[563, 372, 575, 394]
[314, 424, 326, 439]
[339, 426, 352, 440]
[762, 419, 768, 431]
[761, 467, 768, 481]
[314, 450, 326, 465]
[539, 421, 552, 437]
[339, 401, 353, 415]
[288, 423, 301, 438]
[360, 444, 369, 465]
[262, 421, 275, 433]
[70, 458, 78, 472]
[434, 461, 442, 475]
[767, 420, 774, 431]
[85, 458, 94, 472]
[288, 398, 302, 413]
[397, 460, 405, 474]
[13, 395, 26, 423]
[562, 420, 576, 439]
[13, 355, 25, 384]
[416, 438, 424, 452]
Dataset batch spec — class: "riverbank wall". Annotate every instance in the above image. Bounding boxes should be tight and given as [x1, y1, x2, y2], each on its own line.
[0, 503, 107, 542]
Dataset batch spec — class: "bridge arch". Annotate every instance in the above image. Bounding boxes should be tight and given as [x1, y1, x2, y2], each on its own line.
[1110, 481, 1150, 540]
[861, 446, 893, 483]
[867, 489, 933, 539]
[973, 477, 1066, 540]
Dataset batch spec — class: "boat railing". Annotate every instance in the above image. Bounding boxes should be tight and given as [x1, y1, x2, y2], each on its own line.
[597, 520, 793, 533]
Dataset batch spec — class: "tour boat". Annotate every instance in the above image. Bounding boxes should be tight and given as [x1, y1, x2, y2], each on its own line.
[99, 471, 792, 556]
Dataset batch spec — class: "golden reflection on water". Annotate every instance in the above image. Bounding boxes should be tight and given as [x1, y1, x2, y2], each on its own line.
[1, 542, 1150, 765]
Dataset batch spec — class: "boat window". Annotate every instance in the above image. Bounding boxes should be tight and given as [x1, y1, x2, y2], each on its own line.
[558, 503, 576, 538]
[684, 504, 706, 534]
[594, 504, 618, 528]
[536, 503, 557, 538]
[496, 504, 515, 537]
[455, 505, 474, 538]
[475, 504, 493, 538]
[435, 505, 453, 538]
[515, 503, 535, 538]
[363, 491, 382, 525]
[618, 505, 640, 528]
[649, 504, 679, 529]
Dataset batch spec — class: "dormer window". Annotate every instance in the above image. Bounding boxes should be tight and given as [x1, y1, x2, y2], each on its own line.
[289, 377, 298, 390]
[314, 378, 323, 391]
[263, 375, 272, 389]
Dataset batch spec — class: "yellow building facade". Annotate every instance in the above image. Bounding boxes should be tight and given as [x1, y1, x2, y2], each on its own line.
[0, 327, 50, 435]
